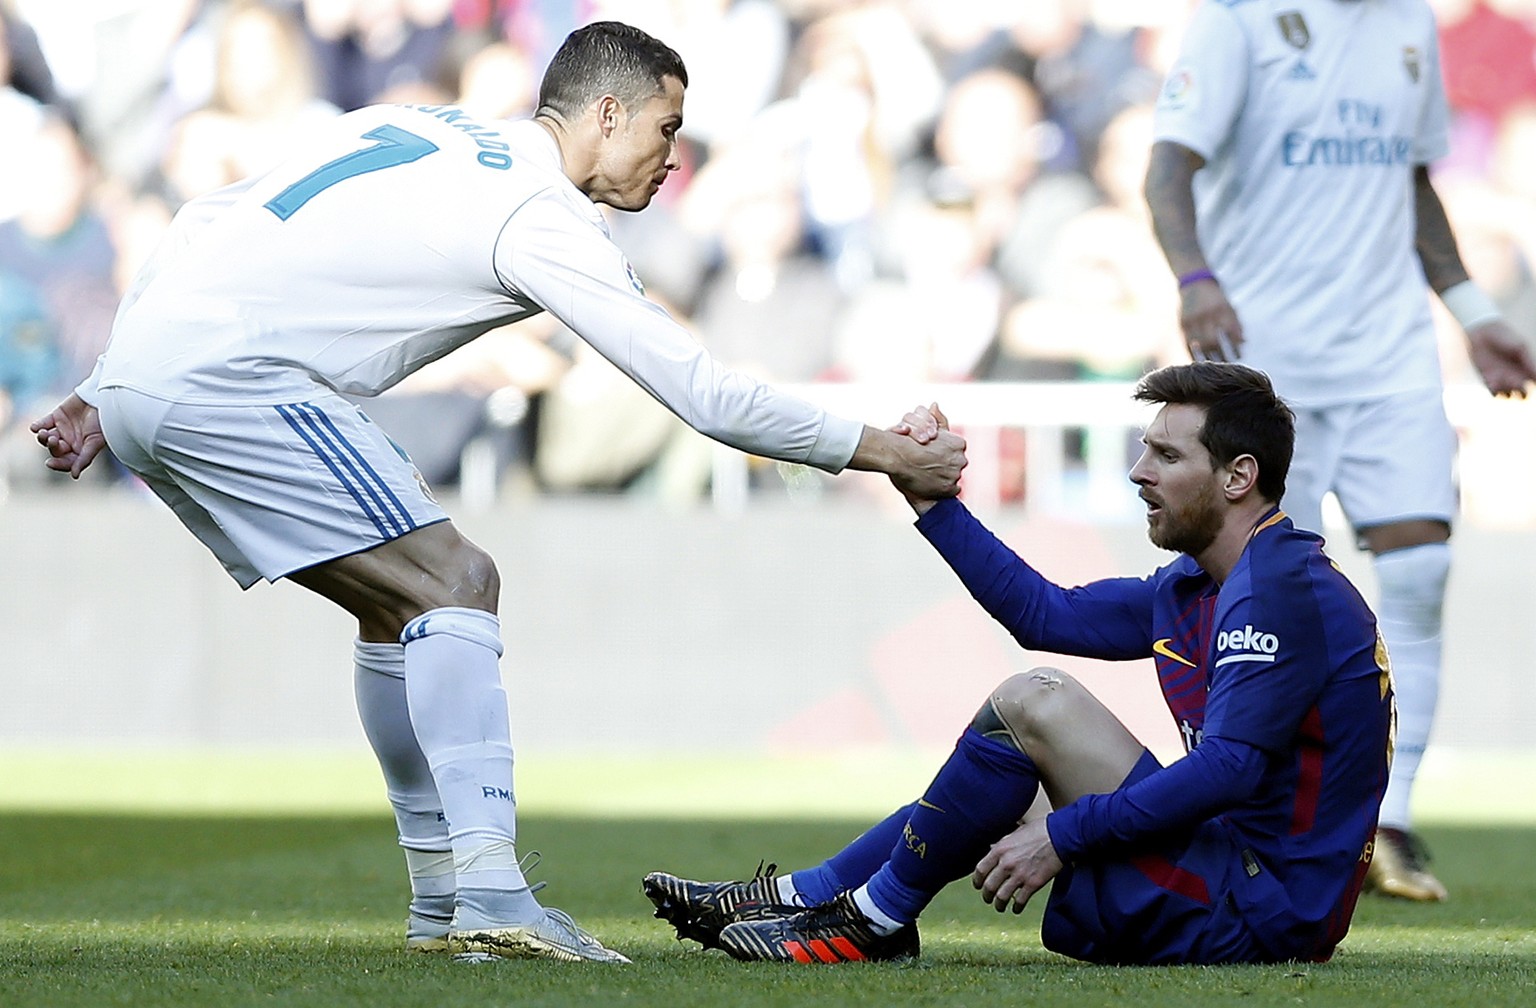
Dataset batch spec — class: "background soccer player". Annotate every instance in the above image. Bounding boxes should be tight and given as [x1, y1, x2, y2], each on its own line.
[29, 20, 965, 964]
[1143, 0, 1536, 901]
[646, 362, 1393, 965]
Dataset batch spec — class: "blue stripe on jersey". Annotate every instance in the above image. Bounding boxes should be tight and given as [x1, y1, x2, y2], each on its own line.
[300, 403, 418, 535]
[275, 403, 399, 538]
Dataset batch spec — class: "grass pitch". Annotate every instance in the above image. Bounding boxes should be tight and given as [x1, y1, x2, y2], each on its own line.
[1, 752, 1532, 1007]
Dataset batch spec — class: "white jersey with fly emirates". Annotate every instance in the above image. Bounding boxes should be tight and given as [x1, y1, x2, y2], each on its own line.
[1152, 0, 1450, 406]
[96, 104, 861, 471]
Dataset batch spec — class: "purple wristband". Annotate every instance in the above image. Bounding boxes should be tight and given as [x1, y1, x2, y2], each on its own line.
[1177, 268, 1217, 289]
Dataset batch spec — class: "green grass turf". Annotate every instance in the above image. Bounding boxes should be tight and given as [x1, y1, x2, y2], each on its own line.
[0, 753, 1532, 1007]
[1, 814, 1532, 1007]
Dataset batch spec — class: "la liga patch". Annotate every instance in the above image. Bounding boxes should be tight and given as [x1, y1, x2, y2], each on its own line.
[1160, 67, 1195, 110]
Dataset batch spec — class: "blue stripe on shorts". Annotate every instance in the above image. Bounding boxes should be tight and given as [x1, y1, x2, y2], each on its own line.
[275, 402, 418, 539]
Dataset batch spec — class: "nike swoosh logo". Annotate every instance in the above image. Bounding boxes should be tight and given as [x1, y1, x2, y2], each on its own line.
[1152, 638, 1197, 668]
[916, 799, 946, 813]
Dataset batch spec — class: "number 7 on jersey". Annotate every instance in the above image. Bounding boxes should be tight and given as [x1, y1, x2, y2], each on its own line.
[265, 124, 439, 221]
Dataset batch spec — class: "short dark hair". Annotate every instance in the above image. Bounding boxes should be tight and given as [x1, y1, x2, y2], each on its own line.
[535, 21, 688, 121]
[1134, 362, 1294, 502]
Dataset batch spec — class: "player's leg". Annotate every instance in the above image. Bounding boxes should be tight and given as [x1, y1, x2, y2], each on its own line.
[99, 391, 459, 944]
[1334, 390, 1455, 902]
[276, 492, 626, 955]
[1276, 403, 1346, 540]
[288, 525, 541, 924]
[162, 395, 535, 937]
[287, 503, 622, 960]
[980, 667, 1150, 807]
[646, 697, 1040, 953]
[352, 638, 455, 951]
[113, 391, 621, 959]
[715, 668, 1146, 962]
[796, 668, 1142, 910]
[1359, 520, 1450, 901]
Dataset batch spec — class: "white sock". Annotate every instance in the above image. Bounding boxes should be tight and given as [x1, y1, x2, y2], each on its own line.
[353, 639, 454, 931]
[402, 848, 456, 939]
[1373, 542, 1449, 831]
[776, 875, 799, 904]
[851, 885, 902, 935]
[401, 607, 540, 927]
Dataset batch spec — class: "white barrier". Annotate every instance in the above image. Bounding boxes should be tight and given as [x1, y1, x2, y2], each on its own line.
[707, 381, 1536, 523]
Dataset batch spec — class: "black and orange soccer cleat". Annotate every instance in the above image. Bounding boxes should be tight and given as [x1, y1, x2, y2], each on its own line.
[642, 863, 799, 950]
[716, 891, 920, 964]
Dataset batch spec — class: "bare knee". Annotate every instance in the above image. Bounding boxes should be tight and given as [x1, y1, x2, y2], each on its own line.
[448, 539, 500, 607]
[978, 668, 1082, 750]
[369, 542, 499, 639]
[289, 523, 502, 639]
[391, 524, 501, 612]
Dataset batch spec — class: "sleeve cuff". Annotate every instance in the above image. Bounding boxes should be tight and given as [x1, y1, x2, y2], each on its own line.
[805, 413, 865, 473]
[1044, 807, 1086, 862]
[914, 495, 966, 531]
[74, 356, 106, 407]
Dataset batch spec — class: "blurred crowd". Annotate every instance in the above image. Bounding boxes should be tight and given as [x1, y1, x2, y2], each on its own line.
[2, 0, 1534, 504]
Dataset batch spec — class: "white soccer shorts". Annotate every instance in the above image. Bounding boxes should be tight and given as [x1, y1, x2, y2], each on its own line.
[1281, 387, 1458, 540]
[97, 386, 448, 588]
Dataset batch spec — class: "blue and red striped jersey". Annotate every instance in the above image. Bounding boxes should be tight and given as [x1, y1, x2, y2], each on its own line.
[916, 498, 1392, 960]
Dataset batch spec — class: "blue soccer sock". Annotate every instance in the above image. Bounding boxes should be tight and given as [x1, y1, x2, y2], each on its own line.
[862, 727, 1040, 926]
[788, 803, 916, 905]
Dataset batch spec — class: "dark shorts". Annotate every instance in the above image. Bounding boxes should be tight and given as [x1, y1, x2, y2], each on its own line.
[1040, 751, 1274, 965]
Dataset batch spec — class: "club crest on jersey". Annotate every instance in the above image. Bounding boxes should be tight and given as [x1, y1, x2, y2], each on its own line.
[414, 469, 438, 506]
[1403, 46, 1421, 83]
[624, 258, 645, 295]
[1276, 12, 1310, 50]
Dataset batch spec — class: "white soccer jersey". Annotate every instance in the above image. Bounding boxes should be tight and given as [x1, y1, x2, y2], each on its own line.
[89, 104, 862, 472]
[1153, 0, 1450, 406]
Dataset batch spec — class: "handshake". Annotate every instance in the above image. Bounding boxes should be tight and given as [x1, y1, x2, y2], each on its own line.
[880, 402, 968, 514]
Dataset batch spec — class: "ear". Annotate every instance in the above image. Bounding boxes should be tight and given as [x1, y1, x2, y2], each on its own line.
[595, 94, 624, 137]
[1223, 454, 1259, 501]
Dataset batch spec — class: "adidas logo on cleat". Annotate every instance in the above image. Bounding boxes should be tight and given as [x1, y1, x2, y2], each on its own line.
[716, 892, 920, 964]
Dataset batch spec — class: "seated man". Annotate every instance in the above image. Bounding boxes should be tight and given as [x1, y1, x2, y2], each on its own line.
[644, 362, 1394, 966]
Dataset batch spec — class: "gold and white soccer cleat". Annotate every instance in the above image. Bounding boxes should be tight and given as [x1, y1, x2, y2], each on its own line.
[450, 907, 630, 963]
[404, 900, 454, 952]
[1365, 827, 1448, 902]
[405, 934, 451, 953]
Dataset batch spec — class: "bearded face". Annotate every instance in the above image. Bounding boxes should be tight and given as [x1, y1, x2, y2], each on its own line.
[1145, 470, 1225, 555]
[1130, 403, 1228, 557]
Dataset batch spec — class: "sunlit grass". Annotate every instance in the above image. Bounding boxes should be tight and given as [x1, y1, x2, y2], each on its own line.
[2, 749, 1532, 1007]
[2, 747, 1532, 821]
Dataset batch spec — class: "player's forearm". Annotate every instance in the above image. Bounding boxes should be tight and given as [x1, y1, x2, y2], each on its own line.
[1144, 141, 1210, 278]
[844, 424, 902, 475]
[1413, 166, 1470, 295]
[916, 498, 1154, 660]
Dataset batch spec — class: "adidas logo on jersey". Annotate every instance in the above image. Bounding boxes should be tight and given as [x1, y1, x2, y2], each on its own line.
[1289, 61, 1317, 81]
